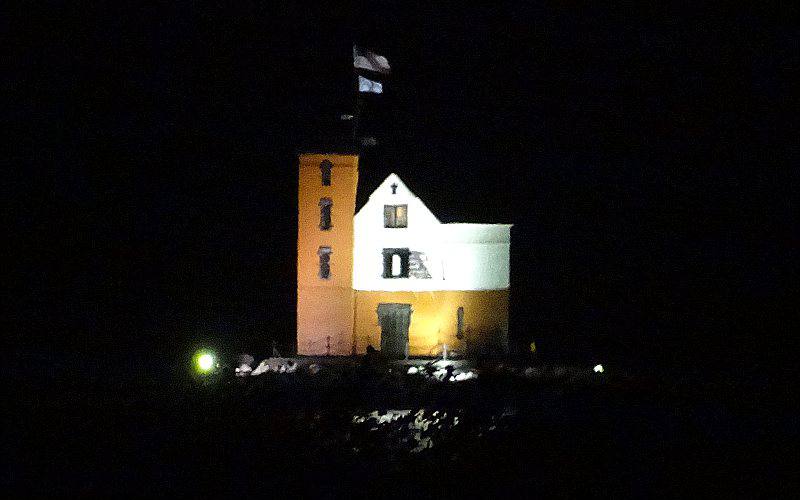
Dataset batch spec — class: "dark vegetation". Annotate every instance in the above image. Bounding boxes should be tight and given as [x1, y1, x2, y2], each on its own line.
[8, 354, 795, 497]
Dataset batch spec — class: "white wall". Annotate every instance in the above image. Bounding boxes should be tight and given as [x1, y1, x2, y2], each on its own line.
[353, 173, 511, 291]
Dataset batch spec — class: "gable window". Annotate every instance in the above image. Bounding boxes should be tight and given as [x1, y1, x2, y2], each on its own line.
[319, 197, 332, 230]
[320, 159, 332, 186]
[384, 204, 407, 228]
[382, 248, 409, 278]
[318, 246, 331, 279]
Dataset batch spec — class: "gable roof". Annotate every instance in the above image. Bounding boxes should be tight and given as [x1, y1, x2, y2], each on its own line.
[371, 173, 413, 200]
[355, 172, 441, 224]
[351, 153, 510, 225]
[355, 170, 454, 219]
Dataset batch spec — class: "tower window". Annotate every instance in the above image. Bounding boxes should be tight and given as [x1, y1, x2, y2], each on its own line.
[318, 246, 331, 279]
[320, 159, 332, 186]
[384, 205, 407, 228]
[319, 197, 332, 230]
[382, 248, 409, 278]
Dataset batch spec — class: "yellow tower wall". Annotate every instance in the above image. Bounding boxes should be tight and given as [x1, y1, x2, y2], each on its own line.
[353, 289, 509, 356]
[297, 153, 358, 355]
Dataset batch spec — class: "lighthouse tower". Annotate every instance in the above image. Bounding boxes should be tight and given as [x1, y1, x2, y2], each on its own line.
[296, 153, 359, 355]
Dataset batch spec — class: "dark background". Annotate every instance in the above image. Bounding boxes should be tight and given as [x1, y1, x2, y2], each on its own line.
[7, 3, 795, 385]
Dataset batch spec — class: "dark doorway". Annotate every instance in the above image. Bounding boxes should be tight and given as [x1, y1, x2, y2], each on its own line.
[377, 303, 411, 358]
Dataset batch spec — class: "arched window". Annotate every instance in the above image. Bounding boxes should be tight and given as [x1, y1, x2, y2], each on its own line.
[320, 159, 332, 186]
[318, 246, 331, 279]
[319, 197, 332, 230]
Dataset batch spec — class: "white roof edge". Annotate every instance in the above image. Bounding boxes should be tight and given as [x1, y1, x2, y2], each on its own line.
[367, 172, 406, 199]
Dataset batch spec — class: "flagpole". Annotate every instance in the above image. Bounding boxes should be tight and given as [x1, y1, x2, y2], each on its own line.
[352, 78, 362, 151]
[352, 45, 389, 152]
[351, 46, 360, 151]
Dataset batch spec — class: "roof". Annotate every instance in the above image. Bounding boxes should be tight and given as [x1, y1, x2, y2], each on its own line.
[356, 171, 512, 231]
[354, 170, 511, 226]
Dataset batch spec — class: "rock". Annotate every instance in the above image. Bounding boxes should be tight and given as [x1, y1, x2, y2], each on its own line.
[523, 367, 538, 378]
[251, 360, 270, 376]
[451, 371, 477, 382]
[237, 353, 255, 367]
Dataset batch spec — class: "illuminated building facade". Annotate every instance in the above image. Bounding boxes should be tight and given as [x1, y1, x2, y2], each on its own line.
[297, 153, 511, 357]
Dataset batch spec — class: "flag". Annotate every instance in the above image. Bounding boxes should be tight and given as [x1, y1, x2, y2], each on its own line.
[358, 75, 383, 94]
[353, 45, 391, 74]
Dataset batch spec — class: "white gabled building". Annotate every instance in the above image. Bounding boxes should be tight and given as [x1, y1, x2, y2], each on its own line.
[352, 173, 511, 357]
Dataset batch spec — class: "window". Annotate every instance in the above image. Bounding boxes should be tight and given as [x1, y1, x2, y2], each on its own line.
[320, 159, 332, 186]
[382, 248, 409, 278]
[318, 246, 331, 279]
[457, 307, 465, 339]
[319, 198, 332, 230]
[384, 204, 407, 228]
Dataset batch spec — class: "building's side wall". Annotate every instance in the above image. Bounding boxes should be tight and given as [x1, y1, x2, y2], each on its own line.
[297, 287, 355, 355]
[353, 289, 509, 356]
[297, 153, 358, 355]
[355, 240, 511, 292]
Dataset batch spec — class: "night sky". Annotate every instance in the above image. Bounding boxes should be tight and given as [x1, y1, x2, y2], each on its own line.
[8, 3, 795, 382]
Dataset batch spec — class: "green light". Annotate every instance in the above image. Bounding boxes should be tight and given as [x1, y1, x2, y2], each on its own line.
[198, 354, 214, 371]
[194, 350, 216, 373]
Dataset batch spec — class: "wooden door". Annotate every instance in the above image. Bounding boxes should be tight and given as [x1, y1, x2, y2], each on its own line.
[377, 303, 411, 358]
